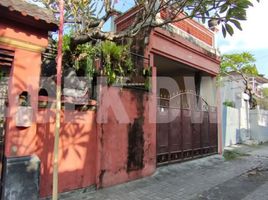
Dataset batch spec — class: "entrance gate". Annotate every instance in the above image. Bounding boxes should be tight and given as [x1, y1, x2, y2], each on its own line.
[157, 92, 218, 165]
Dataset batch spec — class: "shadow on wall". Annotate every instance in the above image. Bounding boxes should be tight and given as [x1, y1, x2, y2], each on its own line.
[36, 109, 97, 197]
[5, 57, 156, 197]
[2, 50, 97, 197]
[7, 104, 97, 197]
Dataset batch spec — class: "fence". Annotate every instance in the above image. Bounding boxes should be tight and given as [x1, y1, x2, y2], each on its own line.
[222, 105, 268, 147]
[249, 108, 268, 143]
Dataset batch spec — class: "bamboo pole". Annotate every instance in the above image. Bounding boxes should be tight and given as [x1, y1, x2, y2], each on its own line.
[52, 0, 64, 199]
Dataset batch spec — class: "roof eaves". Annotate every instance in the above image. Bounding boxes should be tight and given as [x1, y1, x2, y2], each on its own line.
[0, 0, 58, 29]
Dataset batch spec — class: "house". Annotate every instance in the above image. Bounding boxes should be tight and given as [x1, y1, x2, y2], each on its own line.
[249, 75, 268, 98]
[0, 2, 221, 199]
[115, 6, 220, 165]
[221, 71, 268, 108]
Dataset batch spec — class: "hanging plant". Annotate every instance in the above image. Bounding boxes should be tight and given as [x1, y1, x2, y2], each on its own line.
[73, 43, 97, 78]
[100, 41, 134, 85]
[63, 37, 134, 85]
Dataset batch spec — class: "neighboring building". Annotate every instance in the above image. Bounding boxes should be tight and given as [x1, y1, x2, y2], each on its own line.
[1, 2, 221, 199]
[249, 75, 268, 98]
[221, 71, 268, 107]
[220, 72, 268, 147]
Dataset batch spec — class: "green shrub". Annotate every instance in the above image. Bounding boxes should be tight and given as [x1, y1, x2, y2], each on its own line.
[223, 100, 235, 108]
[223, 149, 249, 161]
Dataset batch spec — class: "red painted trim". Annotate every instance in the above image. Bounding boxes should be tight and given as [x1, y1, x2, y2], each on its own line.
[151, 49, 218, 76]
[150, 28, 220, 75]
[150, 53, 157, 167]
[114, 5, 141, 24]
[153, 28, 219, 63]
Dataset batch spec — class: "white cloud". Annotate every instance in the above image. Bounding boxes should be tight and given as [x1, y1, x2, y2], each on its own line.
[218, 1, 268, 53]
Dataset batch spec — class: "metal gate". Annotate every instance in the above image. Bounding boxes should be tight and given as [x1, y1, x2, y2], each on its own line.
[157, 92, 218, 165]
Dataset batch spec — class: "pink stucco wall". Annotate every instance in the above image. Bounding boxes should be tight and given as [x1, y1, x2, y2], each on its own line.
[35, 87, 156, 197]
[1, 19, 49, 158]
[36, 109, 97, 197]
[1, 15, 157, 198]
[96, 87, 156, 188]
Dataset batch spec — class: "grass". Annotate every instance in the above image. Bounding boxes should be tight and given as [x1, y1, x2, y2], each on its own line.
[223, 149, 250, 161]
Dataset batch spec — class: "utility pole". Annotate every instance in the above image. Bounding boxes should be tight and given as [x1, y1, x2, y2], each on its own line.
[52, 0, 64, 199]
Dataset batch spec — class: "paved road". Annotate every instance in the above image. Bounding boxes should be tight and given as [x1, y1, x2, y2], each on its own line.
[48, 144, 268, 200]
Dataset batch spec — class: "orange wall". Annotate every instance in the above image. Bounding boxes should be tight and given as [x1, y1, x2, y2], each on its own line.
[4, 48, 42, 156]
[36, 109, 97, 197]
[1, 16, 49, 157]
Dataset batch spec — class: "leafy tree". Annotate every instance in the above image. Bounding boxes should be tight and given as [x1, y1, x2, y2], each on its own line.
[36, 0, 260, 87]
[220, 52, 259, 109]
[220, 52, 258, 76]
[34, 0, 259, 50]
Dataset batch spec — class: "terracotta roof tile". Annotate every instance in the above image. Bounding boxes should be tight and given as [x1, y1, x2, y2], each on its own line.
[0, 0, 58, 26]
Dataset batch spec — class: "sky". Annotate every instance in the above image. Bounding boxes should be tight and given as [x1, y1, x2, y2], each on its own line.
[217, 0, 268, 77]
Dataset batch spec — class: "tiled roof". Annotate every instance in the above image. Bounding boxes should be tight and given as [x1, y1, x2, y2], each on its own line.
[0, 0, 57, 26]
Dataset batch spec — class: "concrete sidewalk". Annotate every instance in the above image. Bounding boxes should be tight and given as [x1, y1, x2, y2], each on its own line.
[51, 144, 268, 200]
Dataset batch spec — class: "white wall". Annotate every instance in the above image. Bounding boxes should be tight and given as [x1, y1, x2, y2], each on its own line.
[220, 76, 245, 107]
[221, 76, 268, 146]
[222, 106, 240, 147]
[250, 108, 268, 143]
[239, 99, 251, 141]
[221, 76, 252, 147]
[222, 105, 268, 147]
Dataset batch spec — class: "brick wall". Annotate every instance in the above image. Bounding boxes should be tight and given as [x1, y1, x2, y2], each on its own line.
[160, 11, 213, 46]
